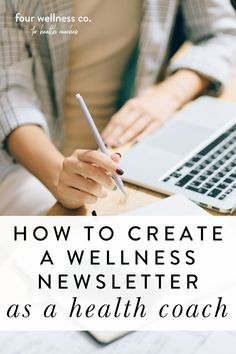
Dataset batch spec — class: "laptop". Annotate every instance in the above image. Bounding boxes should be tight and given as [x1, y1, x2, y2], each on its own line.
[120, 97, 236, 214]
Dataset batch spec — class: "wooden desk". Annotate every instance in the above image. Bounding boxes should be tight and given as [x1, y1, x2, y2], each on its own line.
[48, 75, 236, 216]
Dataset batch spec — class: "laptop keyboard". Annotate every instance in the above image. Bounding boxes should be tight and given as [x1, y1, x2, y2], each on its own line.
[161, 123, 236, 201]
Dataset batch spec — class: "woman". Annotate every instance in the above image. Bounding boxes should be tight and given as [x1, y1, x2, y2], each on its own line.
[0, 0, 236, 214]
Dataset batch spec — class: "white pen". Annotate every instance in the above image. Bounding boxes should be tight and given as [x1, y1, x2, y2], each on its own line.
[75, 93, 126, 195]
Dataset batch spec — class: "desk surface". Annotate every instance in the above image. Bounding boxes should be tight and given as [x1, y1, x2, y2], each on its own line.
[48, 76, 236, 217]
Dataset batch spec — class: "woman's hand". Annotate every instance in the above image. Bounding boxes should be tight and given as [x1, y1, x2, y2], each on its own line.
[102, 70, 209, 147]
[102, 86, 179, 147]
[7, 126, 124, 210]
[55, 149, 123, 209]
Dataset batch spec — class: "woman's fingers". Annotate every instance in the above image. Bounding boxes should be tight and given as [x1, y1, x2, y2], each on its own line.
[102, 100, 142, 146]
[64, 158, 116, 190]
[132, 121, 161, 145]
[103, 109, 156, 147]
[103, 109, 143, 147]
[56, 150, 123, 209]
[75, 150, 124, 176]
[62, 150, 123, 191]
[115, 115, 153, 145]
[111, 152, 121, 163]
[102, 85, 180, 147]
[57, 185, 98, 209]
[102, 101, 132, 140]
[62, 172, 108, 198]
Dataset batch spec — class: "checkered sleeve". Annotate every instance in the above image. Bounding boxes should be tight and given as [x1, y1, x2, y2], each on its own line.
[168, 0, 236, 94]
[0, 1, 49, 149]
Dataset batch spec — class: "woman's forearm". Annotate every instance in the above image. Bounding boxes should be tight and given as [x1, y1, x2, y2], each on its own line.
[7, 124, 121, 209]
[156, 69, 210, 110]
[7, 125, 64, 196]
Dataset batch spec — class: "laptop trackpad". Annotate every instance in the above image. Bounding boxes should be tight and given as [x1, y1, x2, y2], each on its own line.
[121, 120, 212, 183]
[121, 146, 181, 181]
[147, 120, 212, 155]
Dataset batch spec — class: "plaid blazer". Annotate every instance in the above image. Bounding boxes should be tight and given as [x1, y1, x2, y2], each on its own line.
[0, 0, 236, 182]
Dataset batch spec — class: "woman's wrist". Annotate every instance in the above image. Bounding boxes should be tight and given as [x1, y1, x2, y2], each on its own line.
[46, 154, 64, 198]
[151, 69, 210, 110]
[8, 124, 64, 198]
